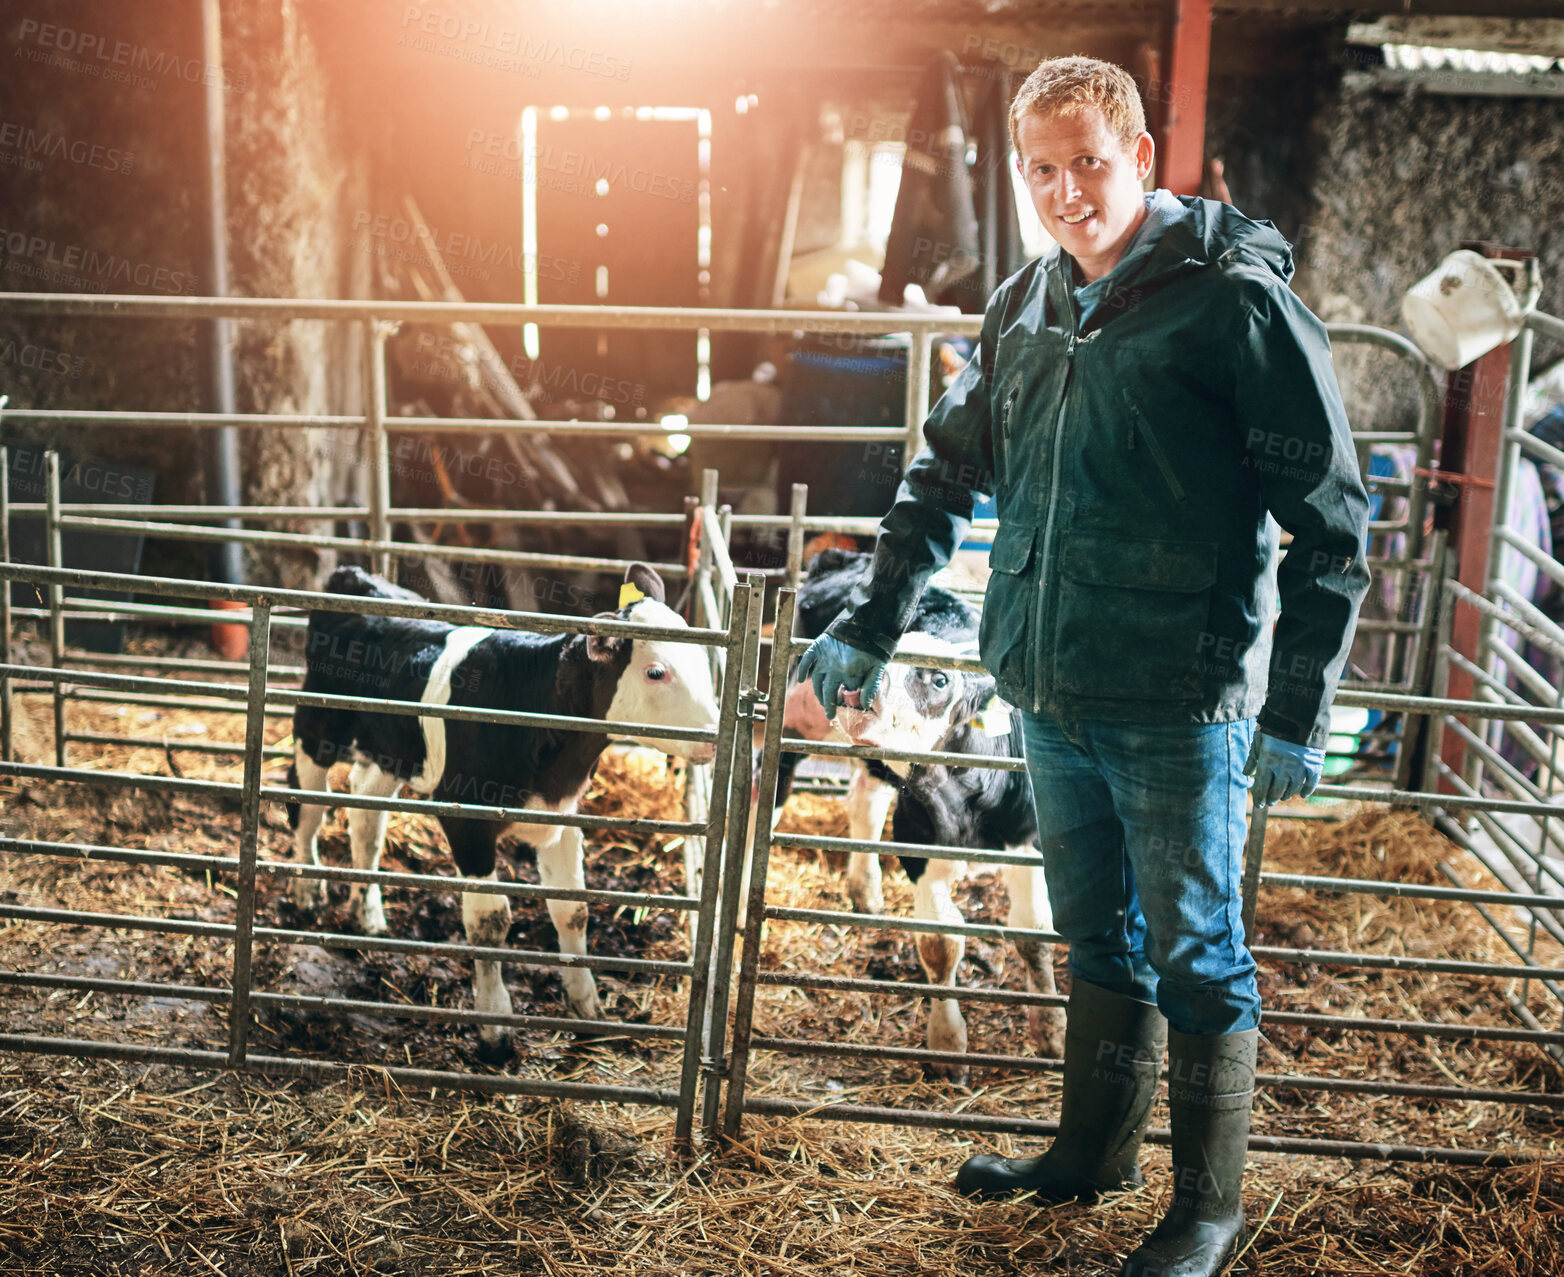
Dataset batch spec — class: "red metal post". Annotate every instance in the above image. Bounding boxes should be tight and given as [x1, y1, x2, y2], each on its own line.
[1156, 0, 1211, 197]
[1434, 243, 1533, 790]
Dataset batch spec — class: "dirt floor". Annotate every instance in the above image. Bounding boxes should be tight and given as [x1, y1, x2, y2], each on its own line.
[2, 670, 1563, 1275]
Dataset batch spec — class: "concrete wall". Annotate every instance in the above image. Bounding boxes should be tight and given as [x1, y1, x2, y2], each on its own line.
[0, 0, 367, 590]
[1296, 74, 1563, 430]
[1208, 46, 1564, 434]
[0, 1, 208, 581]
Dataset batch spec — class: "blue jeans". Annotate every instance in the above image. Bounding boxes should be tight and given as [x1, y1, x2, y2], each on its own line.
[1017, 711, 1261, 1036]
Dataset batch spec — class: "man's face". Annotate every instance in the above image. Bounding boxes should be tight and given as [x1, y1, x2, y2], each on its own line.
[1015, 106, 1154, 283]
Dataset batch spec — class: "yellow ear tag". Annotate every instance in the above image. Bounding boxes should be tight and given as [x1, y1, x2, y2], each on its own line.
[618, 581, 646, 609]
[973, 695, 1012, 736]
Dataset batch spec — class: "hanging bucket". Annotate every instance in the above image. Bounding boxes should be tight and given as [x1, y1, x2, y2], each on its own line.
[1401, 249, 1526, 371]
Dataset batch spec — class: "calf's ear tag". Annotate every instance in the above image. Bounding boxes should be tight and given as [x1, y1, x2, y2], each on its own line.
[974, 694, 1012, 736]
[619, 582, 646, 609]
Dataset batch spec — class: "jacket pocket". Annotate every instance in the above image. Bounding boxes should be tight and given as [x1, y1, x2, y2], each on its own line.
[987, 520, 1035, 574]
[1053, 532, 1218, 702]
[980, 521, 1036, 696]
[1121, 388, 1186, 502]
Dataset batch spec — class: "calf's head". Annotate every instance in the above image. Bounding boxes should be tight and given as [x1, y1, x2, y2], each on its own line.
[591, 564, 719, 763]
[833, 633, 995, 766]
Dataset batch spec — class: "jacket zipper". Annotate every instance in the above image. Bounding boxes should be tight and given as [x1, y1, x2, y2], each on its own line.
[1032, 289, 1077, 714]
[1121, 387, 1187, 502]
[999, 383, 1019, 474]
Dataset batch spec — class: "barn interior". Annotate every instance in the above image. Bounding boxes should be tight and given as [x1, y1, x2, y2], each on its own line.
[3, 1, 1564, 1274]
[3, 0, 1563, 588]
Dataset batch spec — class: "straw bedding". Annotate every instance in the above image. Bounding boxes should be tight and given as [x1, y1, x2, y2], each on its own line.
[1, 685, 1561, 1275]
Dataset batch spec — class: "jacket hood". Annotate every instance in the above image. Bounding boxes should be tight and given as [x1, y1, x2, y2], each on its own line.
[1045, 192, 1295, 298]
[1150, 193, 1295, 284]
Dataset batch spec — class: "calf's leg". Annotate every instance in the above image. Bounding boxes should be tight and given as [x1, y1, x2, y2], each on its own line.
[1002, 855, 1064, 1058]
[906, 854, 969, 1083]
[346, 760, 401, 936]
[846, 765, 894, 914]
[289, 741, 332, 913]
[537, 824, 601, 1021]
[442, 816, 513, 1059]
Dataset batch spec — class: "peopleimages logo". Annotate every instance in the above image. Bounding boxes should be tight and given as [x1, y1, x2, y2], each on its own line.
[460, 130, 696, 203]
[389, 434, 529, 491]
[5, 449, 151, 501]
[0, 228, 197, 295]
[398, 7, 631, 81]
[0, 338, 90, 380]
[350, 211, 582, 284]
[14, 19, 249, 92]
[0, 120, 135, 175]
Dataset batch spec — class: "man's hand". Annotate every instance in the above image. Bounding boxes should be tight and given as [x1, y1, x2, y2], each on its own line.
[796, 635, 889, 721]
[1243, 732, 1326, 806]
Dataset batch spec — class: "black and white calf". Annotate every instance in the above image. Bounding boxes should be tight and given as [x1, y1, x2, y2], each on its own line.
[287, 563, 718, 1054]
[774, 550, 1062, 1073]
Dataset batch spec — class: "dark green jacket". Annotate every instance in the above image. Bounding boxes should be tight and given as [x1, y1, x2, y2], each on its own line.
[828, 194, 1371, 748]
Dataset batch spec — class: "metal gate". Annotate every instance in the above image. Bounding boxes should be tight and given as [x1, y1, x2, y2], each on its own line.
[2, 290, 1563, 1167]
[0, 552, 753, 1147]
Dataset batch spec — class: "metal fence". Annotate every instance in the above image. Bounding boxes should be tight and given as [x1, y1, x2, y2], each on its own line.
[0, 553, 753, 1149]
[1421, 305, 1564, 1059]
[718, 588, 1564, 1165]
[706, 311, 1564, 1166]
[2, 291, 1562, 1168]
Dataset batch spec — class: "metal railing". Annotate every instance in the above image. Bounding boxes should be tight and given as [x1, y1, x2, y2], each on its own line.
[0, 292, 1426, 774]
[0, 292, 993, 753]
[1418, 305, 1564, 1057]
[3, 291, 1561, 1168]
[0, 290, 983, 1154]
[1329, 325, 1445, 786]
[0, 293, 986, 582]
[5, 528, 1564, 1163]
[0, 557, 755, 1149]
[715, 596, 1564, 1163]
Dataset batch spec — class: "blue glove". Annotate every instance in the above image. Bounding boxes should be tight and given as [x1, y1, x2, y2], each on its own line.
[796, 634, 888, 721]
[1243, 732, 1326, 806]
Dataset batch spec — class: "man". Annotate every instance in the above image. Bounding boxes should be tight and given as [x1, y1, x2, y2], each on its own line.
[799, 56, 1369, 1277]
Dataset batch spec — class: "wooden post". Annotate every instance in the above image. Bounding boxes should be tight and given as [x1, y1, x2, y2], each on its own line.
[1156, 0, 1212, 197]
[1434, 243, 1534, 791]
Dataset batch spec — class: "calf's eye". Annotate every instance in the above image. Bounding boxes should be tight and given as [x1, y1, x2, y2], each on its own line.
[930, 671, 949, 690]
[645, 664, 667, 682]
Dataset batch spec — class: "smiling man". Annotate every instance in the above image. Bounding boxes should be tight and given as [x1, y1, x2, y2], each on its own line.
[797, 56, 1370, 1277]
[1015, 90, 1153, 282]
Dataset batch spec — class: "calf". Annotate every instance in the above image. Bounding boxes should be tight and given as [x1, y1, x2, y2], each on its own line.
[286, 563, 717, 1057]
[774, 549, 1062, 1076]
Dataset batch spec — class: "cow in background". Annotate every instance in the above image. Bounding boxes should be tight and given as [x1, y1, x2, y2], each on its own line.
[774, 549, 1063, 1077]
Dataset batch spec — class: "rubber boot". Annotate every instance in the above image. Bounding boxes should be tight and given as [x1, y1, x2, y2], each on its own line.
[1119, 1027, 1258, 1277]
[955, 979, 1167, 1201]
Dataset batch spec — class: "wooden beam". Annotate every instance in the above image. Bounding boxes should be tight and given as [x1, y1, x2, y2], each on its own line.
[1157, 0, 1212, 198]
[1346, 15, 1564, 56]
[1345, 66, 1564, 98]
[1213, 0, 1564, 17]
